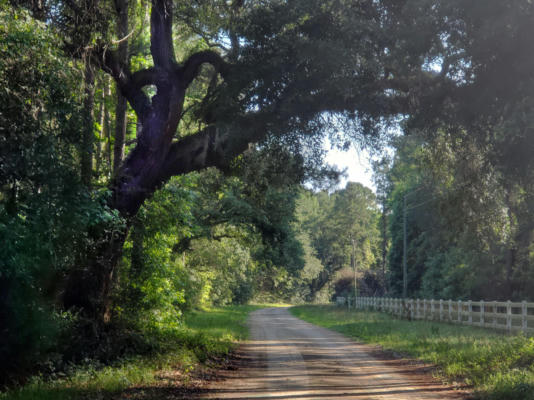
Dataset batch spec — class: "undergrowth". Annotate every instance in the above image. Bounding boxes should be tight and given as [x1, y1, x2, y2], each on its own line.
[290, 305, 534, 400]
[1, 304, 264, 400]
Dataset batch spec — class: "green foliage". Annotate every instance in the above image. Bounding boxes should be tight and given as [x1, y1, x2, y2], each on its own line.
[381, 127, 534, 301]
[114, 165, 306, 330]
[1, 305, 261, 400]
[8, 0, 534, 393]
[292, 305, 534, 400]
[293, 183, 383, 301]
[0, 7, 121, 381]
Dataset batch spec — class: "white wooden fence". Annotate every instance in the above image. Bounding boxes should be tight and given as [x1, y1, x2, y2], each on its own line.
[337, 296, 534, 334]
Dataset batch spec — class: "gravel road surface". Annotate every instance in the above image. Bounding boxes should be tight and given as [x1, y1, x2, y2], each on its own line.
[199, 307, 466, 400]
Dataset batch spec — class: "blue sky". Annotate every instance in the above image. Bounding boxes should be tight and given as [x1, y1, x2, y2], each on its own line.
[324, 140, 376, 192]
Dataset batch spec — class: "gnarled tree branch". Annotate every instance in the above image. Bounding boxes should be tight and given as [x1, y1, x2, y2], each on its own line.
[94, 46, 152, 119]
[181, 50, 229, 86]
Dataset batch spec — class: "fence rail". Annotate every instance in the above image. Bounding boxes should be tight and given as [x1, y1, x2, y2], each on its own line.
[336, 296, 534, 334]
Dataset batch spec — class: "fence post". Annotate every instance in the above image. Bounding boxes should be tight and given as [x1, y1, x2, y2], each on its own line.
[522, 301, 527, 332]
[458, 300, 462, 323]
[448, 299, 452, 321]
[423, 299, 427, 320]
[481, 300, 485, 327]
[468, 300, 473, 325]
[431, 299, 435, 320]
[507, 300, 512, 333]
[440, 299, 444, 321]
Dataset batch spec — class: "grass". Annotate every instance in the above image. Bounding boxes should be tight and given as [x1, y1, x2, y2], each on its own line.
[290, 305, 534, 400]
[1, 304, 266, 400]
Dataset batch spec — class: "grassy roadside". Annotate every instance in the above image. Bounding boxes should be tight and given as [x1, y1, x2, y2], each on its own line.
[291, 305, 534, 400]
[1, 304, 267, 400]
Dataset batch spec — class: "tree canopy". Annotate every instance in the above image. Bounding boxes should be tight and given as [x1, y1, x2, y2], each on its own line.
[4, 0, 534, 386]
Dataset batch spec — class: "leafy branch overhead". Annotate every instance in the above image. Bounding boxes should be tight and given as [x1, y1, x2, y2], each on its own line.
[79, 0, 456, 217]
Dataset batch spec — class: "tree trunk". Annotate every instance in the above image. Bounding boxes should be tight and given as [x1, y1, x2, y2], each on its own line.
[104, 79, 112, 173]
[81, 55, 95, 186]
[380, 207, 388, 291]
[130, 213, 145, 278]
[113, 0, 129, 175]
[95, 76, 104, 177]
[65, 0, 256, 324]
[113, 96, 128, 175]
[504, 186, 518, 299]
[63, 225, 129, 324]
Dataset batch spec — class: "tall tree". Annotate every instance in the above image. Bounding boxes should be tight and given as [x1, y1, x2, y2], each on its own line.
[81, 56, 95, 186]
[58, 0, 420, 320]
[112, 0, 129, 174]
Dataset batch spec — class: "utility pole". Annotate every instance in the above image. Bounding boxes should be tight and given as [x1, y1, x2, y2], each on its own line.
[352, 237, 357, 299]
[403, 194, 407, 299]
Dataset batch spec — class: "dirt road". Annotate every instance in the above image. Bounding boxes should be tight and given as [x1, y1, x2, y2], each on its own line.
[198, 307, 466, 400]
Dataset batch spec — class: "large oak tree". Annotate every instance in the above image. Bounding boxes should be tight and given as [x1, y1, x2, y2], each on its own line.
[56, 0, 425, 321]
[24, 0, 534, 320]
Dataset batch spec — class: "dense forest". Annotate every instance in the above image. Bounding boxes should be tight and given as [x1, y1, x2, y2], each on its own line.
[3, 0, 534, 389]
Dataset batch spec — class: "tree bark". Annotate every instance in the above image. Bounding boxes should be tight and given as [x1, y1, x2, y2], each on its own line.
[63, 226, 128, 324]
[104, 79, 112, 173]
[81, 55, 95, 187]
[112, 0, 129, 175]
[505, 189, 517, 299]
[95, 76, 105, 177]
[130, 214, 145, 278]
[380, 207, 388, 291]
